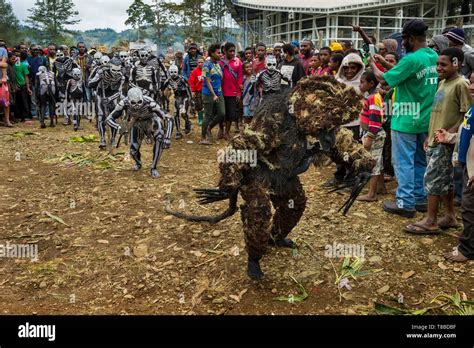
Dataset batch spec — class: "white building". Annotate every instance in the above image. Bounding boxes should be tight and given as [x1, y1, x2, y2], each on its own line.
[227, 0, 473, 47]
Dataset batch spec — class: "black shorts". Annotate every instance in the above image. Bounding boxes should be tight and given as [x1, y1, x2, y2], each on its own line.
[224, 96, 238, 122]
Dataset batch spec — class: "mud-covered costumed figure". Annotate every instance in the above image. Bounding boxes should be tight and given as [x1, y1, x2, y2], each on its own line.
[53, 50, 79, 124]
[162, 64, 192, 139]
[166, 75, 375, 280]
[88, 57, 124, 149]
[65, 68, 87, 131]
[106, 88, 173, 178]
[35, 66, 58, 128]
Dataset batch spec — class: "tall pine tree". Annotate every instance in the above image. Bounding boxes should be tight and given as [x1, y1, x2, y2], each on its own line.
[125, 0, 155, 41]
[27, 0, 80, 43]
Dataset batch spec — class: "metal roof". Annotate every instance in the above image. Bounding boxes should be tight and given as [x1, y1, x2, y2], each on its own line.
[231, 0, 417, 14]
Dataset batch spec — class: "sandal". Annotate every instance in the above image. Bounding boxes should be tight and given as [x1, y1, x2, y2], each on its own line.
[404, 222, 440, 235]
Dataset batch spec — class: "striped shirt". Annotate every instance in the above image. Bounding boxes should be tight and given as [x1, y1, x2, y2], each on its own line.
[360, 92, 384, 137]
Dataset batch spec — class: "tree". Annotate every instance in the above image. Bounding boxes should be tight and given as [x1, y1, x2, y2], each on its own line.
[27, 0, 80, 43]
[0, 0, 22, 45]
[125, 0, 155, 41]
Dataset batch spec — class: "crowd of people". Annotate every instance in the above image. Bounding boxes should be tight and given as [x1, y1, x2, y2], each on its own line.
[0, 19, 473, 263]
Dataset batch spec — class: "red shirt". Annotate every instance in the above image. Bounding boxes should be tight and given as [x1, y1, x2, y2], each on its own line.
[189, 66, 203, 92]
[253, 57, 266, 75]
[219, 57, 243, 97]
[316, 65, 332, 76]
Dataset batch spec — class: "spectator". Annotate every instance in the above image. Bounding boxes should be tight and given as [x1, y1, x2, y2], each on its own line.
[14, 51, 32, 122]
[7, 52, 17, 122]
[46, 44, 57, 71]
[428, 35, 449, 55]
[244, 47, 253, 64]
[219, 42, 243, 140]
[174, 51, 184, 73]
[384, 51, 399, 66]
[27, 45, 47, 118]
[273, 42, 284, 65]
[379, 52, 399, 181]
[329, 53, 344, 76]
[291, 40, 300, 55]
[200, 44, 225, 145]
[330, 42, 344, 55]
[309, 53, 321, 75]
[323, 52, 365, 188]
[299, 38, 314, 75]
[315, 47, 332, 76]
[440, 71, 474, 262]
[182, 43, 202, 81]
[278, 43, 305, 88]
[446, 28, 474, 79]
[342, 40, 353, 54]
[370, 19, 439, 218]
[241, 61, 256, 124]
[0, 41, 12, 127]
[377, 39, 398, 57]
[357, 71, 386, 202]
[0, 40, 7, 85]
[335, 52, 365, 94]
[253, 43, 266, 74]
[405, 48, 471, 234]
[75, 42, 92, 102]
[189, 57, 205, 126]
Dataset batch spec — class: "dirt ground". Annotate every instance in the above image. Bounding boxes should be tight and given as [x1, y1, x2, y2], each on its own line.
[0, 117, 473, 315]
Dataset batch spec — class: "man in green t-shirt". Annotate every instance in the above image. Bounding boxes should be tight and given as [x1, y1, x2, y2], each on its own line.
[14, 51, 32, 121]
[371, 19, 438, 218]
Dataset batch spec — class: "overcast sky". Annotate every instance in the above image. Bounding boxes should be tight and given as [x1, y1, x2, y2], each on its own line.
[11, 0, 162, 32]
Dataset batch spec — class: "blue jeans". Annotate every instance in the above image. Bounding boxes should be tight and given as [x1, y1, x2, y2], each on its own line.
[391, 130, 427, 210]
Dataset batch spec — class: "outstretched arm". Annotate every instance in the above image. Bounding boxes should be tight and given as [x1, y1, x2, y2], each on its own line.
[351, 24, 373, 45]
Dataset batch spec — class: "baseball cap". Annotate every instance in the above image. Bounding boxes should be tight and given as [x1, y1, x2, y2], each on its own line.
[402, 19, 428, 36]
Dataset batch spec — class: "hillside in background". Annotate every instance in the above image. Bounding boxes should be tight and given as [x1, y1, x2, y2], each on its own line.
[18, 25, 240, 53]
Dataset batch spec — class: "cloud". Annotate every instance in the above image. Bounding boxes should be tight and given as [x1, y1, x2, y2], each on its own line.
[11, 0, 159, 32]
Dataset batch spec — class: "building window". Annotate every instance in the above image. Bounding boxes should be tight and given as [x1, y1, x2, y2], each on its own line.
[380, 7, 397, 17]
[316, 18, 326, 29]
[302, 19, 313, 30]
[359, 16, 378, 27]
[380, 17, 395, 28]
[338, 16, 353, 27]
[404, 5, 420, 17]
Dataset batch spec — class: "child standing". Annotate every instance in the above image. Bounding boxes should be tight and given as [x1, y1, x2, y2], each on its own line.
[357, 71, 386, 202]
[405, 48, 472, 234]
[437, 71, 474, 262]
[242, 62, 256, 124]
[189, 57, 204, 126]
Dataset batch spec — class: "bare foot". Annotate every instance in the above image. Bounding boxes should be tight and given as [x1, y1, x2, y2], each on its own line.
[444, 247, 469, 262]
[438, 216, 458, 229]
[357, 194, 377, 202]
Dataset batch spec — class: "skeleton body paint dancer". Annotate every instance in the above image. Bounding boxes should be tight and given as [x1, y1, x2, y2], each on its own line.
[106, 88, 173, 178]
[162, 65, 192, 139]
[256, 55, 290, 100]
[88, 57, 124, 148]
[130, 49, 159, 100]
[35, 66, 57, 128]
[65, 68, 87, 131]
[53, 51, 79, 124]
[119, 51, 133, 95]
